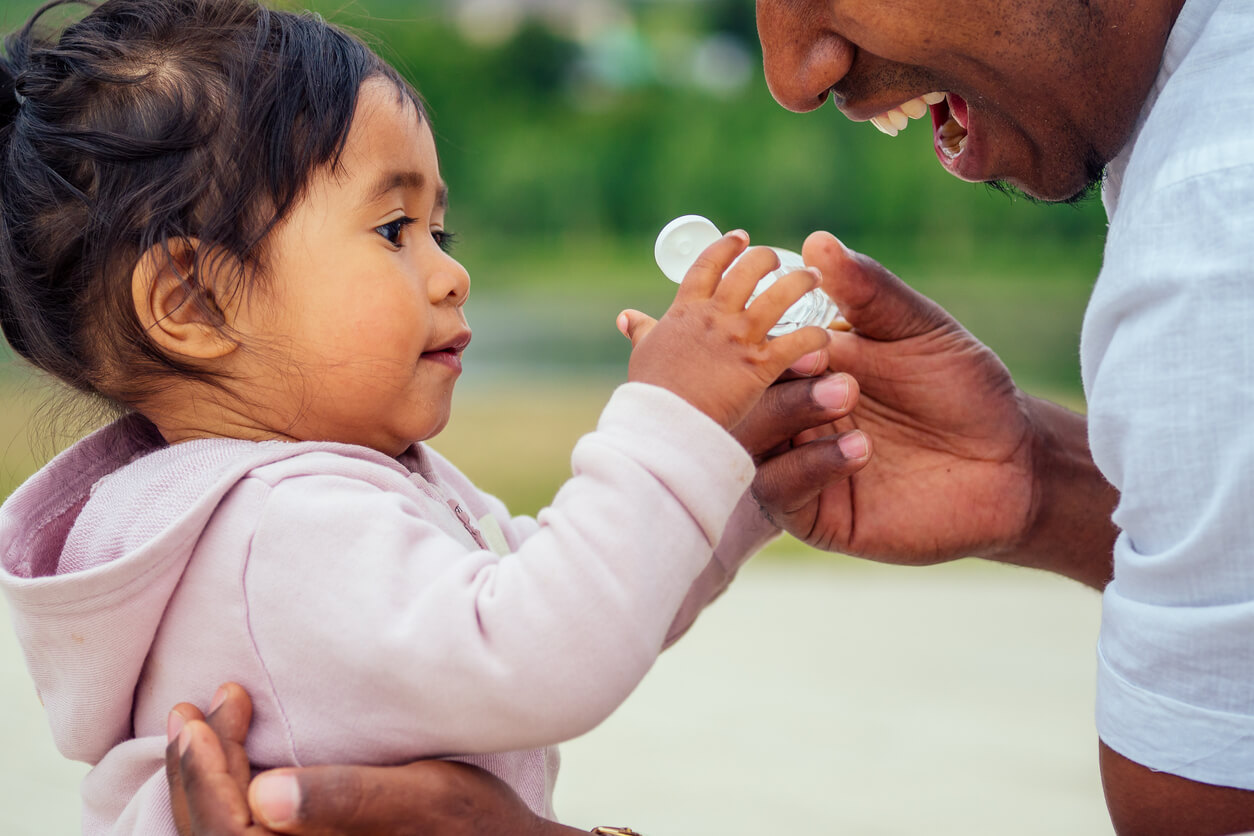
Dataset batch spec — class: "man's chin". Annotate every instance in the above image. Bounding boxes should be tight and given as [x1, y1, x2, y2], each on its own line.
[983, 145, 1110, 205]
[986, 174, 1104, 206]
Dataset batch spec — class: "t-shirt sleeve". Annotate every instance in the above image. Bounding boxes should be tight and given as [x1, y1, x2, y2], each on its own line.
[1085, 158, 1254, 788]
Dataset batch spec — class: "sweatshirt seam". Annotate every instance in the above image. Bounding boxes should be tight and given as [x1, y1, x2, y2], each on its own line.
[8, 490, 92, 579]
[238, 479, 303, 768]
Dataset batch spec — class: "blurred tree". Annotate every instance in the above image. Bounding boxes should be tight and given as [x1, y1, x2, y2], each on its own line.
[489, 21, 579, 94]
[0, 0, 1106, 272]
[707, 0, 759, 43]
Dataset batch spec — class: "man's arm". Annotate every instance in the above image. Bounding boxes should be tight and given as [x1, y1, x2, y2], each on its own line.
[1101, 742, 1254, 835]
[995, 395, 1116, 589]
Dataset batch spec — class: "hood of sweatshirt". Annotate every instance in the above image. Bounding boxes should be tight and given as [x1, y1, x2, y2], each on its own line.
[0, 414, 411, 765]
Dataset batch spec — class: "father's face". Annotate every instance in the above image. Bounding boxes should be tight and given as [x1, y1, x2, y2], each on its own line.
[756, 0, 1173, 201]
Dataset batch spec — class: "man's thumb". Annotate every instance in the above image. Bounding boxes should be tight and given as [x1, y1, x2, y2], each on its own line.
[616, 309, 658, 347]
[803, 231, 952, 343]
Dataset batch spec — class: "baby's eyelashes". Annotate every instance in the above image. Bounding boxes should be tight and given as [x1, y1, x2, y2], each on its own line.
[433, 229, 457, 254]
[375, 216, 416, 247]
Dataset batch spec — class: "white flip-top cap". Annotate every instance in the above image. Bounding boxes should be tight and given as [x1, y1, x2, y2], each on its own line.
[654, 214, 723, 283]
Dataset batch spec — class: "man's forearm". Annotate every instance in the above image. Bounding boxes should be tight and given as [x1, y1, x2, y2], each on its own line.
[994, 395, 1118, 589]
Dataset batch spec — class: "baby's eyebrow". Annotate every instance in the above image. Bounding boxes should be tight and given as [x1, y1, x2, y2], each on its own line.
[361, 171, 449, 210]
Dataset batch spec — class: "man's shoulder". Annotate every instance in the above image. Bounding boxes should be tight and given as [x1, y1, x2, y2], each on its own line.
[1130, 0, 1254, 197]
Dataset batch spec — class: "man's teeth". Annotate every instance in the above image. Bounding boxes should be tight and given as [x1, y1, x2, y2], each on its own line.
[900, 98, 928, 119]
[869, 92, 947, 137]
[938, 116, 968, 158]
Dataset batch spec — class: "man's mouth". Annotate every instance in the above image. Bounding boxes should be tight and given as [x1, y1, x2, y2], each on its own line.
[864, 91, 971, 165]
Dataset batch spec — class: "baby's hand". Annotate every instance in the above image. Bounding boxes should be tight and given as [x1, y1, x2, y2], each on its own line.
[617, 231, 831, 432]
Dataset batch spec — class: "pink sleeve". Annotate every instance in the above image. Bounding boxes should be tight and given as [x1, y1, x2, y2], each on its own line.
[422, 404, 777, 653]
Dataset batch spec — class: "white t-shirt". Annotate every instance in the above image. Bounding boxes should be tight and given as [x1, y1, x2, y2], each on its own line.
[1081, 0, 1254, 788]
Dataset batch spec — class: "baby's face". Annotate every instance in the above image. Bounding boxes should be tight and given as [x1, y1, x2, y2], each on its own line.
[229, 78, 471, 455]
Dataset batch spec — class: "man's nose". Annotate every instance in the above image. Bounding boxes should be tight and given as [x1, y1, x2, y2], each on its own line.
[757, 0, 855, 113]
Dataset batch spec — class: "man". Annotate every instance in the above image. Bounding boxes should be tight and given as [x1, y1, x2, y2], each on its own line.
[749, 0, 1254, 831]
[172, 0, 1254, 831]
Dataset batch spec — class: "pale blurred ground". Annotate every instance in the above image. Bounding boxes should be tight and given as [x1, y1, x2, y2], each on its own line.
[1, 555, 1112, 835]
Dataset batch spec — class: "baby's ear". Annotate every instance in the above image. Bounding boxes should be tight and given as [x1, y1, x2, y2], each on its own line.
[131, 239, 238, 360]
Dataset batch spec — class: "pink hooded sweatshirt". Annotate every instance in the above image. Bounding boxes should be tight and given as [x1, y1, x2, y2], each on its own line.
[0, 382, 777, 835]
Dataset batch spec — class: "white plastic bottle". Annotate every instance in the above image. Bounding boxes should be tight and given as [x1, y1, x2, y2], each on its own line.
[654, 214, 841, 337]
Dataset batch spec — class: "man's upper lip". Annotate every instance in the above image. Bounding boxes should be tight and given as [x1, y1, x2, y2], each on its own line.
[428, 331, 472, 354]
[835, 93, 931, 122]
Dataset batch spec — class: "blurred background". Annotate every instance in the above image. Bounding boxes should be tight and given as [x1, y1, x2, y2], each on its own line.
[0, 0, 1112, 833]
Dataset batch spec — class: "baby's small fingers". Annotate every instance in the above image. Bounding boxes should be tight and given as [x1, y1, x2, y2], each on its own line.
[744, 268, 822, 339]
[762, 325, 833, 376]
[786, 346, 832, 379]
[716, 246, 780, 308]
[617, 309, 658, 348]
[678, 231, 750, 300]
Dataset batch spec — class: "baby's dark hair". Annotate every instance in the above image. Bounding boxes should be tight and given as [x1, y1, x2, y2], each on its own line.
[0, 0, 423, 407]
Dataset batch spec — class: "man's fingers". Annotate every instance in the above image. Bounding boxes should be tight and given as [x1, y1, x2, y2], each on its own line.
[803, 231, 953, 343]
[249, 761, 555, 836]
[752, 431, 871, 516]
[204, 683, 252, 742]
[616, 309, 658, 347]
[204, 684, 254, 800]
[168, 703, 208, 836]
[733, 374, 859, 457]
[178, 720, 258, 836]
[250, 764, 438, 836]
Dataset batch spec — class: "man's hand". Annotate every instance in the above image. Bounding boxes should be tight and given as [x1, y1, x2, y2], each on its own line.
[752, 232, 1117, 586]
[167, 683, 274, 836]
[167, 684, 586, 836]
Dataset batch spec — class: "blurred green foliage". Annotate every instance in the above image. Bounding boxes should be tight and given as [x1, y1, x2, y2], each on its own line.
[309, 0, 1106, 245]
[0, 0, 1107, 261]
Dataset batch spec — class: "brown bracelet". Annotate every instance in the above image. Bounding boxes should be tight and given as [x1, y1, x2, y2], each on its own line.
[591, 828, 643, 836]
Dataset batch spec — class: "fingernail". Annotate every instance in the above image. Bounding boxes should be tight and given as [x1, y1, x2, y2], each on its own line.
[616, 312, 629, 338]
[792, 351, 824, 377]
[177, 724, 192, 757]
[167, 710, 185, 743]
[838, 431, 869, 459]
[208, 686, 228, 715]
[728, 229, 749, 243]
[807, 266, 823, 283]
[813, 374, 851, 410]
[252, 774, 301, 827]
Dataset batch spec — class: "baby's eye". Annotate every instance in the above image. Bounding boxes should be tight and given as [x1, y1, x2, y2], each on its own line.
[433, 229, 458, 254]
[375, 217, 415, 247]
